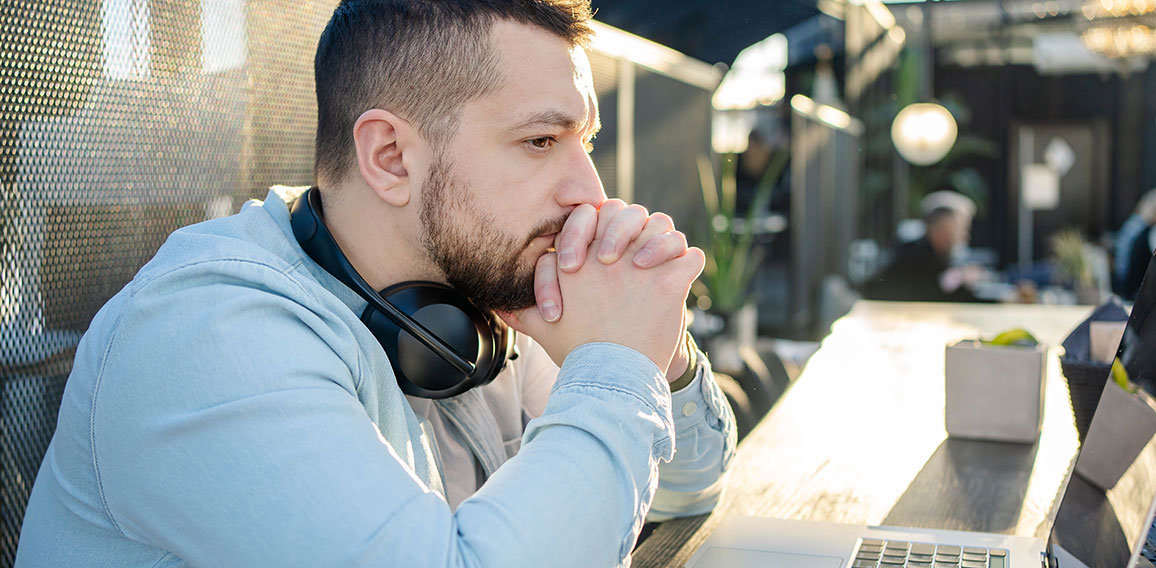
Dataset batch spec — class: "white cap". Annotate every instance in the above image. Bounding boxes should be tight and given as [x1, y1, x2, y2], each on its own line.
[921, 190, 976, 218]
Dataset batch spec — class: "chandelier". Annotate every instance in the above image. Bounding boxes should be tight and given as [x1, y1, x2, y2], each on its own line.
[1081, 0, 1156, 58]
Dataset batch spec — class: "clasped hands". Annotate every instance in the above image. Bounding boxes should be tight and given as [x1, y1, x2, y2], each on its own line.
[498, 200, 704, 382]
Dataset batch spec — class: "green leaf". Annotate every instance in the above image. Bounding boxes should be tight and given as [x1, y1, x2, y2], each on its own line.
[693, 147, 789, 314]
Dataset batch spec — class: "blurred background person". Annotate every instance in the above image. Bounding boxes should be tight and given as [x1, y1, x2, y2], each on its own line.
[862, 190, 989, 303]
[1114, 189, 1156, 302]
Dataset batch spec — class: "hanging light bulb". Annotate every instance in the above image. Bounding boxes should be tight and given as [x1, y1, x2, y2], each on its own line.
[890, 103, 958, 166]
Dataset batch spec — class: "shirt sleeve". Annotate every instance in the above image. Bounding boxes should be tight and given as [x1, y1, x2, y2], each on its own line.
[646, 346, 737, 521]
[92, 263, 675, 567]
[516, 336, 737, 523]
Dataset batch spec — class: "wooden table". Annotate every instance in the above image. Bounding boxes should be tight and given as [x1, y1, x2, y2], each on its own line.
[632, 301, 1095, 567]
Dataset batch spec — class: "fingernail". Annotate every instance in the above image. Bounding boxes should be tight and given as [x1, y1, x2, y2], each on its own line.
[598, 239, 615, 262]
[540, 300, 560, 322]
[634, 249, 653, 267]
[558, 250, 577, 270]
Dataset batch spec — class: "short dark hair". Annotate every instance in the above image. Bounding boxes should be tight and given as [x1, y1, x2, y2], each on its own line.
[924, 206, 962, 229]
[313, 0, 594, 185]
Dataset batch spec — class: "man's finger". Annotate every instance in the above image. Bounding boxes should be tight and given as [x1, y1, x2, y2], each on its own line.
[533, 252, 562, 322]
[554, 203, 598, 272]
[624, 212, 678, 267]
[593, 199, 627, 241]
[632, 229, 689, 268]
[677, 247, 707, 281]
[596, 203, 648, 264]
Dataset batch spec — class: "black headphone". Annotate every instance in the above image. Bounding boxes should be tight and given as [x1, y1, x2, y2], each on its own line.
[289, 187, 516, 399]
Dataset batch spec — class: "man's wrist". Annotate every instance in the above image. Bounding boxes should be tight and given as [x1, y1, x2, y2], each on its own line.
[667, 333, 698, 391]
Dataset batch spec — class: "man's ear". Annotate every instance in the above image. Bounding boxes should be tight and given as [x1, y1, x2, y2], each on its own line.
[353, 109, 415, 207]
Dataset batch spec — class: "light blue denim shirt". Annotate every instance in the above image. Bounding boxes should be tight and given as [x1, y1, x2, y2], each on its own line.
[16, 188, 733, 567]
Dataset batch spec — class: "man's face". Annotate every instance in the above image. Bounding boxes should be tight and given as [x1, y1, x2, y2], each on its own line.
[950, 212, 973, 249]
[417, 20, 605, 313]
[929, 211, 972, 258]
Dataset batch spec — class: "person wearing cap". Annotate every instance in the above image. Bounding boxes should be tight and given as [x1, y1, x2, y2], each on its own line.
[863, 190, 988, 303]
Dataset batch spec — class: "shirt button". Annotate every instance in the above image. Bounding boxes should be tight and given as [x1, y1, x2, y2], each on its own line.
[682, 401, 698, 416]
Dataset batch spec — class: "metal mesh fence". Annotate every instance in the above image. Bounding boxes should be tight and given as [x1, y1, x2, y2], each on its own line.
[0, 1, 337, 563]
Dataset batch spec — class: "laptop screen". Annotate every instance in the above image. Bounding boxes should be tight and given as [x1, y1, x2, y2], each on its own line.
[1047, 254, 1156, 568]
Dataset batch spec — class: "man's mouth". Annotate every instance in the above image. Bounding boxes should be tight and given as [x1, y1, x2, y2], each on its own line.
[524, 215, 568, 250]
[535, 232, 558, 252]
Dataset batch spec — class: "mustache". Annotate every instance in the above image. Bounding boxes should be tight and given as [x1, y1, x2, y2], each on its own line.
[523, 214, 569, 249]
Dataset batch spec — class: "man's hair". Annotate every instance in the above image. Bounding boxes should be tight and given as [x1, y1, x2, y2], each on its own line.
[924, 206, 962, 230]
[313, 0, 594, 185]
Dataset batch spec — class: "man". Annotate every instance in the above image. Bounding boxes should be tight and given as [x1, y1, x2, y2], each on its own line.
[864, 190, 986, 303]
[16, 1, 734, 566]
[1114, 189, 1156, 301]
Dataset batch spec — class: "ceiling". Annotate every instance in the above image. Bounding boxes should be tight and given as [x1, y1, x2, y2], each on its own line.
[589, 0, 820, 66]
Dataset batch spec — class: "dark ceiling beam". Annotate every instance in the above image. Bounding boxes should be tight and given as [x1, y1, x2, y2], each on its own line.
[590, 0, 820, 65]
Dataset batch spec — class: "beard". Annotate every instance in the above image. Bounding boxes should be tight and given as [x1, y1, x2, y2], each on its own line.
[419, 156, 565, 313]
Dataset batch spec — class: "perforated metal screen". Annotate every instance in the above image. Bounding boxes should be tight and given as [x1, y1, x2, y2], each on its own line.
[0, 2, 336, 563]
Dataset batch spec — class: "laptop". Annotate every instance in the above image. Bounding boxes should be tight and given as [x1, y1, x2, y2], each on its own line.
[686, 257, 1156, 568]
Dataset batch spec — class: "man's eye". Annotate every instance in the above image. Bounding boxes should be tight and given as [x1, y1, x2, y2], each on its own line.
[528, 137, 555, 150]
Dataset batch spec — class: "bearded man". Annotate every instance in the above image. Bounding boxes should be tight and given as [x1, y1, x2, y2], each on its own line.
[16, 1, 735, 566]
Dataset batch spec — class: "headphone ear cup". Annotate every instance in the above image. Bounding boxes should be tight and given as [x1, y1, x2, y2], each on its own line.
[362, 282, 506, 399]
[291, 188, 510, 399]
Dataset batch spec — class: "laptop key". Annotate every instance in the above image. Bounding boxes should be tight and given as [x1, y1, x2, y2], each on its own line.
[989, 556, 1007, 568]
[989, 549, 1007, 557]
[912, 543, 936, 555]
[961, 560, 987, 568]
[937, 545, 963, 555]
[934, 553, 961, 564]
[962, 552, 988, 563]
[853, 560, 877, 568]
[909, 553, 935, 563]
[908, 563, 932, 568]
[963, 547, 988, 555]
[886, 541, 911, 549]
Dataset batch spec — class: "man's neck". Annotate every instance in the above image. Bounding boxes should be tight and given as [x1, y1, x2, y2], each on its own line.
[318, 182, 439, 292]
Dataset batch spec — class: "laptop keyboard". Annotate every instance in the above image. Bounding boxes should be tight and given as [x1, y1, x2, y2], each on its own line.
[851, 538, 1009, 568]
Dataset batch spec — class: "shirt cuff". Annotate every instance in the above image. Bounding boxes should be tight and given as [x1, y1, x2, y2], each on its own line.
[556, 342, 676, 460]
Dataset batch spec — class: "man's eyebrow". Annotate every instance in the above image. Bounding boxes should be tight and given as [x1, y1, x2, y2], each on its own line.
[510, 110, 600, 136]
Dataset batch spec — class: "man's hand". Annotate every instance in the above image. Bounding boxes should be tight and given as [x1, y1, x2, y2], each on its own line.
[533, 199, 691, 323]
[499, 200, 703, 376]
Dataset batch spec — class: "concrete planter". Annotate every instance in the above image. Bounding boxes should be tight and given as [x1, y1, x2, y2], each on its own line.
[945, 340, 1047, 444]
[1074, 384, 1156, 491]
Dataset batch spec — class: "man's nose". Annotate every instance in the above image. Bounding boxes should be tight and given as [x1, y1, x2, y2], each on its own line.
[555, 148, 606, 209]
